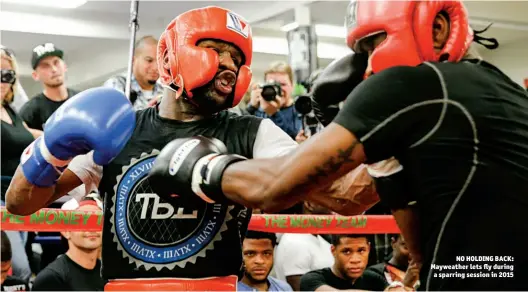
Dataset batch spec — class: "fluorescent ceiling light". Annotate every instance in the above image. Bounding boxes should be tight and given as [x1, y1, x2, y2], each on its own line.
[253, 36, 351, 60]
[281, 22, 347, 39]
[2, 0, 87, 9]
[281, 22, 300, 32]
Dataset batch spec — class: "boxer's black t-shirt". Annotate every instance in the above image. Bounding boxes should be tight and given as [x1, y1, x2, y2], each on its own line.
[98, 107, 262, 280]
[334, 60, 528, 290]
[19, 88, 79, 130]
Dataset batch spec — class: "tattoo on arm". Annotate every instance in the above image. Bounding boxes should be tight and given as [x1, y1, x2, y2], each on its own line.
[302, 141, 360, 190]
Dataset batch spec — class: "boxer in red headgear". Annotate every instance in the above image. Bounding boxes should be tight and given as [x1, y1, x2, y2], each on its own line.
[346, 0, 473, 75]
[157, 6, 253, 112]
[6, 5, 378, 292]
[148, 1, 528, 291]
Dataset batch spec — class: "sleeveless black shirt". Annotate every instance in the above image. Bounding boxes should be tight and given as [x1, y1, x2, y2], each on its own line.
[98, 107, 262, 280]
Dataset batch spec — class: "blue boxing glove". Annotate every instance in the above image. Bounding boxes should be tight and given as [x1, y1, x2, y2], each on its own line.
[21, 87, 136, 187]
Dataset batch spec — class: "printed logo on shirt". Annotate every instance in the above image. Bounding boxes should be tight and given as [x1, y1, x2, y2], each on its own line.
[109, 151, 234, 271]
[2, 284, 26, 291]
[226, 12, 249, 38]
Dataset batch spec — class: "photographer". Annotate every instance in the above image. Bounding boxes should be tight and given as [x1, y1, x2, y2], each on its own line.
[246, 62, 302, 139]
[293, 69, 329, 143]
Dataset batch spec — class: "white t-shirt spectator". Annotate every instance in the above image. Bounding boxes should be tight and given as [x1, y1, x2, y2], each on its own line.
[273, 234, 334, 281]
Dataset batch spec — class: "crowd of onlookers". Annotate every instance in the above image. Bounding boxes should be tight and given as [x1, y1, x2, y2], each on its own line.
[1, 37, 421, 291]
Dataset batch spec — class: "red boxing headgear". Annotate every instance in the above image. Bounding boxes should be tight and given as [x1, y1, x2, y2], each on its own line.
[346, 0, 474, 74]
[158, 6, 253, 107]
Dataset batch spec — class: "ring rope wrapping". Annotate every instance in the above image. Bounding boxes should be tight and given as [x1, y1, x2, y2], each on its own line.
[0, 207, 400, 234]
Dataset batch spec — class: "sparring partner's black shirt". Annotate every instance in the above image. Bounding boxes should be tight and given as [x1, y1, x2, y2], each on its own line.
[19, 88, 79, 130]
[97, 107, 262, 280]
[334, 60, 528, 290]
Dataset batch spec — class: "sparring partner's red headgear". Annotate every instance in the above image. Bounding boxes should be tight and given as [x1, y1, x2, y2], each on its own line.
[158, 6, 253, 107]
[346, 0, 474, 74]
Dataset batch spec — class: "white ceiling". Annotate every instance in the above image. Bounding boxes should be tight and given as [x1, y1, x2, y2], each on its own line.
[2, 0, 527, 95]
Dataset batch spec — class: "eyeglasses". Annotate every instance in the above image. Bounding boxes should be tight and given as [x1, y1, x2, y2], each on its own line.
[1, 69, 16, 84]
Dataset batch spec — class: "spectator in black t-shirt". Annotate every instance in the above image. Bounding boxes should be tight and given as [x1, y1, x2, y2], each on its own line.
[32, 196, 105, 291]
[19, 43, 79, 130]
[1, 231, 29, 292]
[300, 234, 387, 291]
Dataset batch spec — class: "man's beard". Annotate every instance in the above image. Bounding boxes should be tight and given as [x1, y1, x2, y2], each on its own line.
[189, 78, 233, 114]
[44, 81, 64, 88]
[147, 79, 157, 85]
[244, 269, 269, 285]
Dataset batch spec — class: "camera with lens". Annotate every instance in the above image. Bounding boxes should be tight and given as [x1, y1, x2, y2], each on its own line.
[294, 94, 322, 137]
[259, 81, 283, 102]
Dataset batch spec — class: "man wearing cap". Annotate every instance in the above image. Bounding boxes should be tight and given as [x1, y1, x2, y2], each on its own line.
[19, 43, 80, 130]
[32, 194, 105, 291]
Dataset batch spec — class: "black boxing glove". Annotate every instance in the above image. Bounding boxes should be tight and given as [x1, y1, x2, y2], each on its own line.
[148, 136, 246, 205]
[311, 52, 368, 126]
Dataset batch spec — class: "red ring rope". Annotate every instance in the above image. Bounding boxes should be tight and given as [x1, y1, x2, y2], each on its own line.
[0, 207, 399, 234]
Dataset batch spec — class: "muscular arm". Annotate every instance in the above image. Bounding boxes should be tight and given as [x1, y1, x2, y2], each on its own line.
[392, 207, 422, 264]
[5, 167, 82, 215]
[308, 164, 378, 216]
[222, 122, 366, 213]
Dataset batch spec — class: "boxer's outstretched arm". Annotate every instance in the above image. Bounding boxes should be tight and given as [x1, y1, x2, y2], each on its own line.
[222, 123, 366, 212]
[6, 167, 82, 215]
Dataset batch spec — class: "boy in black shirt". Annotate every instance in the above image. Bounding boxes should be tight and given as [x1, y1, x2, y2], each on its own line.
[1, 232, 28, 292]
[300, 234, 386, 291]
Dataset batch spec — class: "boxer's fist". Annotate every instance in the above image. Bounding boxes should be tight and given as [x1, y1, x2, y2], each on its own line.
[311, 53, 368, 125]
[149, 136, 246, 205]
[21, 87, 135, 187]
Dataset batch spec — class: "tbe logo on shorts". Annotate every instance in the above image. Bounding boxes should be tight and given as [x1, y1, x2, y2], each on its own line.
[111, 153, 232, 271]
[226, 12, 249, 38]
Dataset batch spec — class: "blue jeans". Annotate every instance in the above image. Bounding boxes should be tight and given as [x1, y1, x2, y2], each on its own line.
[1, 199, 32, 282]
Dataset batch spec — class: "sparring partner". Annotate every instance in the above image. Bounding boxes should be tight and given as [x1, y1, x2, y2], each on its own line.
[149, 1, 528, 291]
[6, 6, 378, 290]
